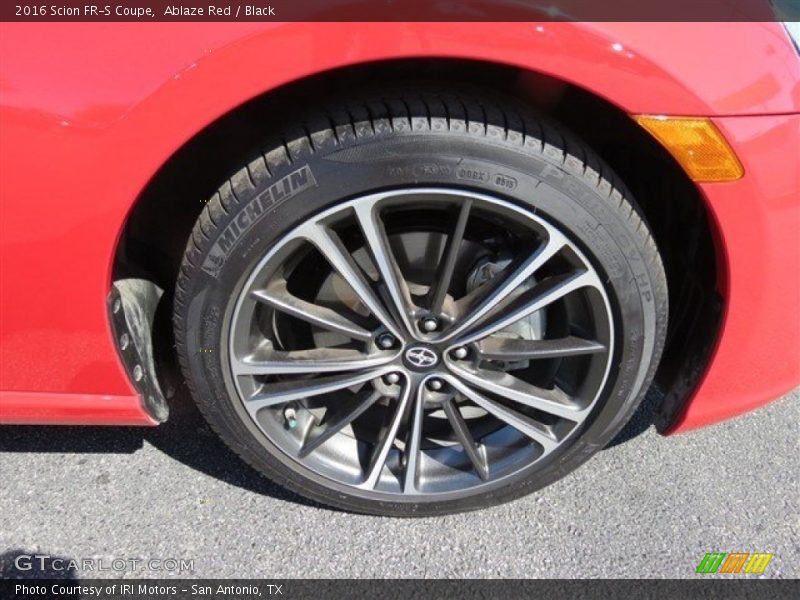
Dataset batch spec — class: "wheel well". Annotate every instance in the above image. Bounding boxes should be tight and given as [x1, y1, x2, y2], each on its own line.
[113, 58, 722, 432]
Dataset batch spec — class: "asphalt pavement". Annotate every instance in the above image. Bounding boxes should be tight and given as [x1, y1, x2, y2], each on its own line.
[0, 386, 797, 579]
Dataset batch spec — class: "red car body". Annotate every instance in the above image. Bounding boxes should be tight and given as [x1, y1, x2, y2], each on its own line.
[1, 22, 798, 433]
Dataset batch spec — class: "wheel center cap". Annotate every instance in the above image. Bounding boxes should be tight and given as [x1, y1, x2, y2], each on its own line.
[403, 345, 439, 371]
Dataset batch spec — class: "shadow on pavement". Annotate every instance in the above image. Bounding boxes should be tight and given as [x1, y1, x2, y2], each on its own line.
[606, 385, 663, 448]
[0, 387, 317, 508]
[0, 383, 661, 505]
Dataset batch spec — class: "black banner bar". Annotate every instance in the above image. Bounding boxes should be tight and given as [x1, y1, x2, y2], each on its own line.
[2, 579, 800, 600]
[2, 0, 799, 22]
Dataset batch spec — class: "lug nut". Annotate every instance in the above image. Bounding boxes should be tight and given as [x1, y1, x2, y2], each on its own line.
[284, 406, 298, 429]
[452, 347, 468, 360]
[421, 317, 439, 332]
[376, 333, 396, 349]
[384, 372, 401, 385]
[426, 378, 444, 391]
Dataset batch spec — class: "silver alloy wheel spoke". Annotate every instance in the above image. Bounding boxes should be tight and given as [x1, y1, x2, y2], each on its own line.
[299, 389, 383, 458]
[477, 336, 606, 360]
[233, 347, 396, 375]
[353, 201, 418, 336]
[428, 199, 472, 315]
[246, 368, 390, 412]
[250, 281, 374, 342]
[402, 384, 426, 493]
[443, 228, 567, 342]
[454, 269, 602, 346]
[299, 221, 404, 340]
[443, 397, 489, 481]
[448, 364, 587, 421]
[360, 376, 414, 490]
[445, 376, 560, 453]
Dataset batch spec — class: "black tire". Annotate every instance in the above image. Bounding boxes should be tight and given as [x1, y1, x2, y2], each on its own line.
[173, 85, 668, 516]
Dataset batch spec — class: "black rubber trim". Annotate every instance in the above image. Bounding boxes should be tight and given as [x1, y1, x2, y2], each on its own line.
[108, 279, 169, 422]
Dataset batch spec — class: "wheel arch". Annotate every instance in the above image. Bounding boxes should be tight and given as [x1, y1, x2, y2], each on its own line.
[112, 55, 724, 434]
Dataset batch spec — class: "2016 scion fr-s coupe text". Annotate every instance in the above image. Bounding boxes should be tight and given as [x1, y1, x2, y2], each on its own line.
[1, 21, 798, 516]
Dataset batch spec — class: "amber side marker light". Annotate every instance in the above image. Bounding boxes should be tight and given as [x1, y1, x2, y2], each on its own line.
[632, 116, 744, 182]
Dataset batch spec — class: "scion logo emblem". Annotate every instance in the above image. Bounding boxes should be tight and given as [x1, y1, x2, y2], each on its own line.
[404, 346, 439, 369]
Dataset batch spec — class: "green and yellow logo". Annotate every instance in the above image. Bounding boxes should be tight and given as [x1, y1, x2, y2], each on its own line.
[696, 552, 773, 574]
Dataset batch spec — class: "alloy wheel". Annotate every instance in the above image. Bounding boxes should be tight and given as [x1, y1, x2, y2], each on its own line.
[227, 188, 615, 499]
